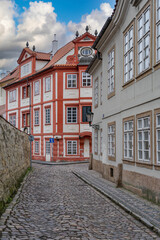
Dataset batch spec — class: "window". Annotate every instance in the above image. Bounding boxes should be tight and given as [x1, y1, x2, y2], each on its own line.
[45, 77, 51, 92]
[67, 107, 77, 123]
[67, 141, 77, 155]
[67, 74, 77, 88]
[81, 47, 92, 56]
[9, 114, 16, 127]
[100, 72, 102, 104]
[124, 120, 134, 160]
[34, 109, 39, 125]
[22, 112, 30, 127]
[108, 123, 115, 158]
[100, 129, 103, 155]
[82, 72, 92, 86]
[35, 141, 39, 154]
[35, 81, 39, 95]
[94, 78, 98, 107]
[124, 26, 134, 83]
[9, 89, 16, 102]
[21, 62, 31, 77]
[82, 106, 91, 122]
[45, 107, 51, 124]
[137, 7, 150, 74]
[46, 141, 50, 154]
[137, 116, 150, 161]
[108, 48, 115, 94]
[156, 0, 160, 62]
[94, 129, 98, 154]
[156, 114, 160, 164]
[22, 85, 30, 99]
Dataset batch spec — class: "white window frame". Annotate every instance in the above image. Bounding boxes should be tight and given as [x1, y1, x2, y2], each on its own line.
[35, 110, 39, 125]
[108, 48, 115, 94]
[108, 124, 115, 157]
[156, 0, 160, 62]
[67, 74, 77, 88]
[35, 81, 39, 95]
[137, 7, 150, 75]
[82, 72, 92, 87]
[46, 141, 50, 154]
[45, 77, 51, 92]
[137, 116, 150, 161]
[100, 129, 103, 155]
[67, 107, 77, 123]
[124, 26, 134, 83]
[45, 108, 51, 124]
[67, 140, 77, 155]
[100, 72, 102, 104]
[156, 113, 160, 164]
[35, 141, 39, 154]
[9, 114, 16, 127]
[124, 120, 134, 160]
[9, 89, 16, 102]
[21, 62, 31, 77]
[94, 78, 98, 107]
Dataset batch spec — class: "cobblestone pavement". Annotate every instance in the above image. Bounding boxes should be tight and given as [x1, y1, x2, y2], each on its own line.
[0, 163, 159, 240]
[73, 170, 160, 235]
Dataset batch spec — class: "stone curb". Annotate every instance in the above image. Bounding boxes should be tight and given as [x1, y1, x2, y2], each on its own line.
[32, 160, 89, 166]
[0, 169, 33, 234]
[73, 171, 160, 237]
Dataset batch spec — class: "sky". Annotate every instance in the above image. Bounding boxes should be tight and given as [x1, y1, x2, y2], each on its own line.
[0, 0, 115, 72]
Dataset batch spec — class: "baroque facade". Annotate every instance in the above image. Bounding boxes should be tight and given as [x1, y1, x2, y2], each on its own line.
[1, 30, 96, 162]
[87, 0, 160, 203]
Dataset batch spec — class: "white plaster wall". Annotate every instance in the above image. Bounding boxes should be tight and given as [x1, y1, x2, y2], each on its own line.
[36, 61, 48, 71]
[80, 124, 91, 133]
[63, 72, 79, 99]
[0, 87, 6, 105]
[80, 88, 92, 98]
[33, 105, 41, 134]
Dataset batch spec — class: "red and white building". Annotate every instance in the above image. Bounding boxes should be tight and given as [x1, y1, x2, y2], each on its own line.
[2, 30, 96, 162]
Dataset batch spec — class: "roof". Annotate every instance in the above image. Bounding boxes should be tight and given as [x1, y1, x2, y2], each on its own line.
[92, 0, 119, 49]
[17, 47, 51, 63]
[0, 67, 19, 84]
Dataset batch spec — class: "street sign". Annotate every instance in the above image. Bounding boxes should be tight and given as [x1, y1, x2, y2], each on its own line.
[50, 138, 54, 143]
[28, 135, 34, 142]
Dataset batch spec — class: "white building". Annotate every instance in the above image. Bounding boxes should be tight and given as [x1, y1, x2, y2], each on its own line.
[87, 0, 160, 204]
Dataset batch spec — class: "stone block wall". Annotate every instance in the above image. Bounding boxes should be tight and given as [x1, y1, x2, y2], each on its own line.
[0, 116, 30, 210]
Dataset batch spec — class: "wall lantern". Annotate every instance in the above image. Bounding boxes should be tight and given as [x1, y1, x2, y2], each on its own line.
[86, 112, 99, 130]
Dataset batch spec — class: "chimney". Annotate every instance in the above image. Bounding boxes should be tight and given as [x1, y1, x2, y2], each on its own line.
[52, 34, 58, 56]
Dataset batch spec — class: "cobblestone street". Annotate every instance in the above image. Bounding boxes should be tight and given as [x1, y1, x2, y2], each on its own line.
[0, 163, 159, 240]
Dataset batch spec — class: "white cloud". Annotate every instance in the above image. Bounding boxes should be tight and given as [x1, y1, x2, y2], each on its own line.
[67, 3, 113, 36]
[0, 1, 113, 72]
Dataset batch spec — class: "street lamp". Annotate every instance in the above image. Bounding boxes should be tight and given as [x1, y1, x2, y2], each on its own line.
[86, 112, 99, 130]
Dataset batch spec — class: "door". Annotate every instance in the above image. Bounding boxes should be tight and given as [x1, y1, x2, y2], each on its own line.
[84, 139, 90, 158]
[46, 141, 51, 161]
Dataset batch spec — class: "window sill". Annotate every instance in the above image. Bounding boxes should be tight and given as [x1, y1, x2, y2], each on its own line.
[45, 123, 51, 126]
[45, 90, 51, 93]
[122, 79, 135, 89]
[81, 86, 92, 88]
[136, 68, 152, 82]
[34, 124, 40, 126]
[136, 161, 153, 169]
[107, 91, 115, 99]
[122, 159, 135, 165]
[66, 87, 78, 89]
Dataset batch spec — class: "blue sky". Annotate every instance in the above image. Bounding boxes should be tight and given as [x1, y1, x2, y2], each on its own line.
[14, 0, 115, 24]
[0, 0, 115, 72]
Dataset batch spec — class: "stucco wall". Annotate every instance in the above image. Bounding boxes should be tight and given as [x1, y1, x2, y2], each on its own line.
[0, 116, 30, 209]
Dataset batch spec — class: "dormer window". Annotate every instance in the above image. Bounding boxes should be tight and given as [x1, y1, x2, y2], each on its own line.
[81, 47, 92, 56]
[21, 62, 32, 78]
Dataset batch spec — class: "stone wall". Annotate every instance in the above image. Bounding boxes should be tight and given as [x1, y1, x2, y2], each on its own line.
[0, 116, 30, 210]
